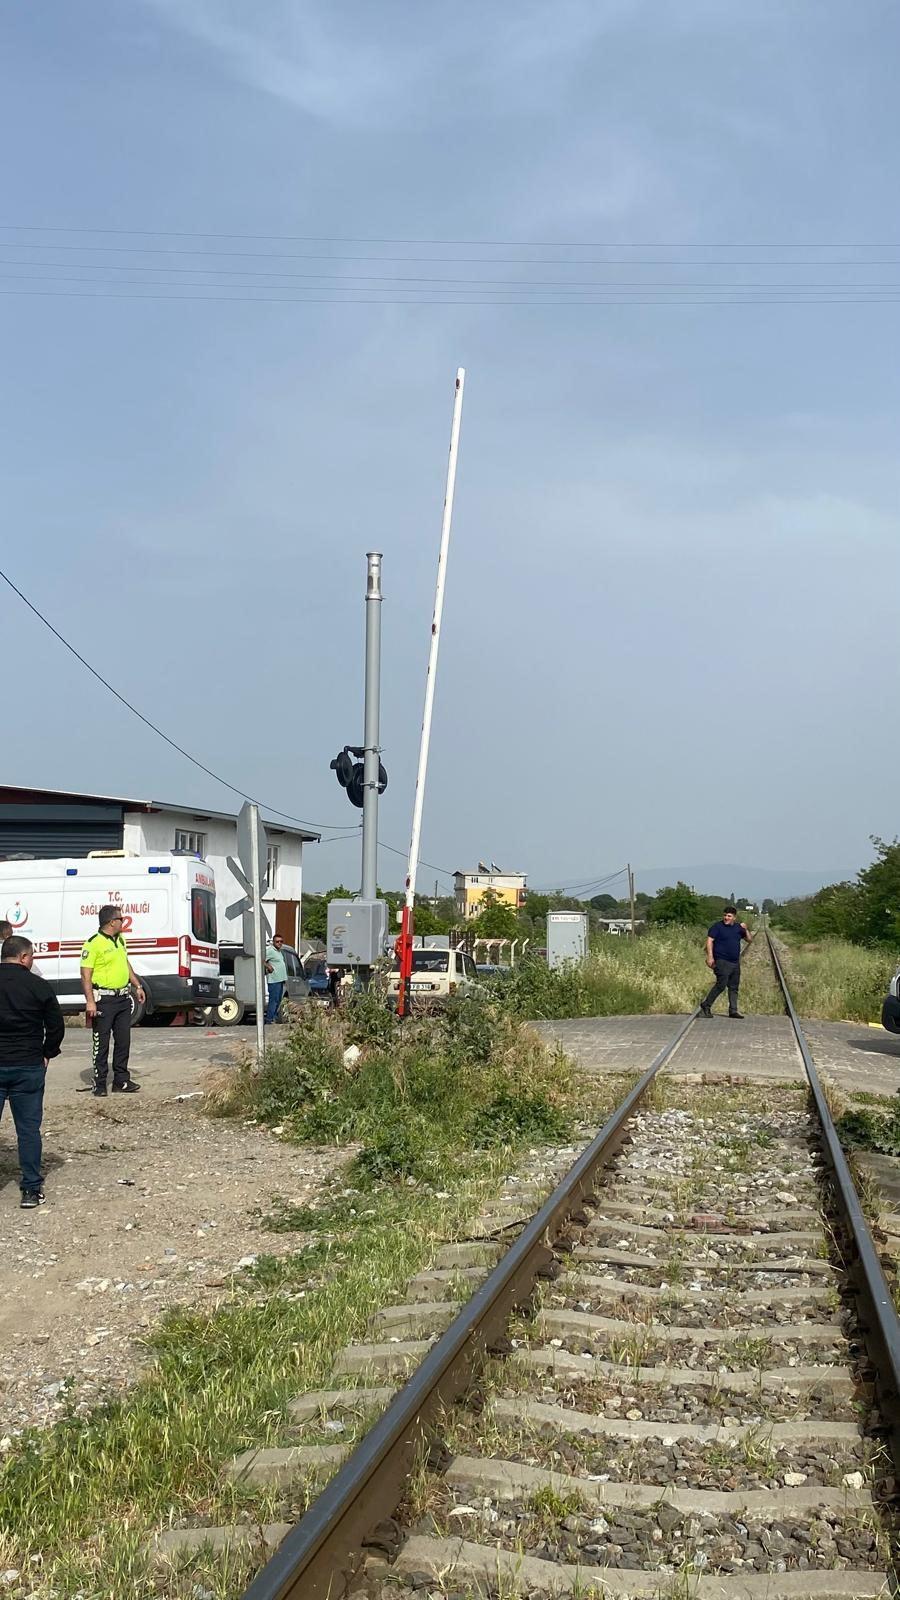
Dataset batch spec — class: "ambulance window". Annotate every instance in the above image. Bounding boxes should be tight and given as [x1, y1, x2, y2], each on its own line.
[191, 889, 217, 943]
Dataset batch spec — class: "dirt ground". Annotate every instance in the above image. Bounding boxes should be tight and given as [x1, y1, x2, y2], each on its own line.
[0, 1028, 342, 1438]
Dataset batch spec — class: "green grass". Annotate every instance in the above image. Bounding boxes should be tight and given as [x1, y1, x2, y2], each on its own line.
[490, 927, 783, 1020]
[774, 935, 893, 1023]
[488, 926, 894, 1023]
[210, 990, 577, 1182]
[0, 994, 586, 1599]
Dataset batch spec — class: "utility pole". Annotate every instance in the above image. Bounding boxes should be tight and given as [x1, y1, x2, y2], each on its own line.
[398, 368, 466, 1017]
[360, 552, 383, 906]
[628, 863, 636, 938]
[249, 808, 266, 1065]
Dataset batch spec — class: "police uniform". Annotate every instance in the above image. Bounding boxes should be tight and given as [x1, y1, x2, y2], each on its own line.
[81, 930, 135, 1090]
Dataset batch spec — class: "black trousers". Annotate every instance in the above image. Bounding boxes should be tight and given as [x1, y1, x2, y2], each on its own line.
[92, 994, 132, 1086]
[702, 958, 741, 1013]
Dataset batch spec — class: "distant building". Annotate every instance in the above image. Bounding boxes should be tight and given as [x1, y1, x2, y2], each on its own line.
[454, 864, 527, 921]
[0, 784, 319, 945]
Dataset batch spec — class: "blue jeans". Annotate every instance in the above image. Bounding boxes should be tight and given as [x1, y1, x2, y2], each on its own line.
[265, 982, 285, 1024]
[0, 1063, 46, 1191]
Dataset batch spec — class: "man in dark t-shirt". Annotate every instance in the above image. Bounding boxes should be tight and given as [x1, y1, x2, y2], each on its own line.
[700, 906, 753, 1019]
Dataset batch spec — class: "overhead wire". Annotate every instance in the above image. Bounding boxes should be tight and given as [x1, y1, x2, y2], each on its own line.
[3, 285, 900, 310]
[9, 258, 900, 291]
[0, 566, 350, 833]
[2, 235, 900, 268]
[3, 223, 900, 247]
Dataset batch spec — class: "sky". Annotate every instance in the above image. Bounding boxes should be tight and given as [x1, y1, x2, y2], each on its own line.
[1, 1, 899, 897]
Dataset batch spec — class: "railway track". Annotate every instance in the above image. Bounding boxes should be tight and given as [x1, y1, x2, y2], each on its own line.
[180, 934, 900, 1599]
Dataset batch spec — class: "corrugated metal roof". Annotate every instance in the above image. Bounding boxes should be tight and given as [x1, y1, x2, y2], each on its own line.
[0, 785, 320, 842]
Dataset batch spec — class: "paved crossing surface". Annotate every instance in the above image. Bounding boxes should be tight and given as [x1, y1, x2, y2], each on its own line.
[534, 1013, 900, 1096]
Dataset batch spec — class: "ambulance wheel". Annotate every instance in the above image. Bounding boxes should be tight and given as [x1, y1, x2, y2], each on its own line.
[129, 990, 148, 1027]
[214, 995, 245, 1026]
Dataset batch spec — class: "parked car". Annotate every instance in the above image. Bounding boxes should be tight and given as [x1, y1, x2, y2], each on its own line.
[387, 946, 479, 1007]
[306, 963, 335, 1006]
[882, 969, 900, 1033]
[202, 942, 309, 1026]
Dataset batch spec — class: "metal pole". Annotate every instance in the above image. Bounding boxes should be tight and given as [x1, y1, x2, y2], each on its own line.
[249, 803, 266, 1068]
[361, 552, 383, 904]
[398, 368, 466, 1016]
[628, 863, 636, 938]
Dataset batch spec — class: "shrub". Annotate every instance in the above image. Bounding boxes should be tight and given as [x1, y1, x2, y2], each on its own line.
[212, 995, 578, 1185]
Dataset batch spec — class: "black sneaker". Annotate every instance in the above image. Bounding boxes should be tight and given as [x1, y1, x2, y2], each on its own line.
[20, 1188, 43, 1209]
[729, 1011, 745, 1020]
[92, 1083, 108, 1097]
[699, 1003, 712, 1018]
[112, 1080, 140, 1093]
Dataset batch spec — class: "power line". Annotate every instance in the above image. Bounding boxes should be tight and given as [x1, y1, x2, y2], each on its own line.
[7, 261, 900, 293]
[0, 565, 350, 834]
[4, 238, 900, 269]
[2, 223, 899, 252]
[378, 838, 455, 881]
[4, 286, 900, 310]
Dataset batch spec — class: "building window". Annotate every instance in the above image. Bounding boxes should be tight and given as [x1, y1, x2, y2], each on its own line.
[266, 845, 280, 890]
[175, 828, 207, 856]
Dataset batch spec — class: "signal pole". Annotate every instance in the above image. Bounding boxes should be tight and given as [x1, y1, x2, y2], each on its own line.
[360, 552, 383, 905]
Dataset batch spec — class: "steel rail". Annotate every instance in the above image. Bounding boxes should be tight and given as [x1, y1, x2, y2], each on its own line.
[240, 1008, 699, 1600]
[766, 932, 900, 1474]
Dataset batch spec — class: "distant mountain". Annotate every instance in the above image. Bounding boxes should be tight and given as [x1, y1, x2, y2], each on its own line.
[634, 863, 854, 903]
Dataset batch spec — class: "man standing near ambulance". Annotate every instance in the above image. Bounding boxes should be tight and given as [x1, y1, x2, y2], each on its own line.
[80, 905, 145, 1096]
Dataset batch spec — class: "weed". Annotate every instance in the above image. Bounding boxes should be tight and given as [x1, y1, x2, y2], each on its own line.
[527, 1483, 586, 1527]
[212, 997, 576, 1187]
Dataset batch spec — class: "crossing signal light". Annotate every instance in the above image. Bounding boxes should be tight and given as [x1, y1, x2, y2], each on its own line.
[330, 747, 388, 810]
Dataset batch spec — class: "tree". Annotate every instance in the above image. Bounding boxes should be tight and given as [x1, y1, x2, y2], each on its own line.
[469, 888, 519, 939]
[856, 838, 900, 946]
[589, 893, 620, 914]
[648, 881, 701, 926]
[411, 900, 448, 936]
[301, 885, 353, 941]
[805, 882, 865, 943]
[525, 893, 550, 922]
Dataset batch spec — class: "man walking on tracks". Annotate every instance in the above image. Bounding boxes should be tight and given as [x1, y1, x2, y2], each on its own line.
[700, 906, 753, 1019]
[80, 906, 145, 1096]
[0, 934, 65, 1206]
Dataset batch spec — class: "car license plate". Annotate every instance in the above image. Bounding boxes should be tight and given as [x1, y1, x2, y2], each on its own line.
[411, 981, 433, 991]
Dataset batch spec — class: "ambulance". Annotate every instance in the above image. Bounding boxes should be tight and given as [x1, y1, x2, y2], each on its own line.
[0, 853, 220, 1023]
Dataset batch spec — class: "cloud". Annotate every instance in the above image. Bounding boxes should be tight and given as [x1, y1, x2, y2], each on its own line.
[142, 0, 408, 120]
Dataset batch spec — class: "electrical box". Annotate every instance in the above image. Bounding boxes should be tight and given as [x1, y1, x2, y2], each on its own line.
[547, 911, 588, 970]
[327, 898, 388, 966]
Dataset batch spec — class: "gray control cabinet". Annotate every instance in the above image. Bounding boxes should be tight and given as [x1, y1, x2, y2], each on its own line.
[547, 911, 588, 969]
[327, 898, 388, 966]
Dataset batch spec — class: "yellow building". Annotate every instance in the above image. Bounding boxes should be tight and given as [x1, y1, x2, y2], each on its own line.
[454, 865, 527, 921]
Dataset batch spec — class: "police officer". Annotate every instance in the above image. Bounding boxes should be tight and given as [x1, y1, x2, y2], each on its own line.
[80, 905, 145, 1096]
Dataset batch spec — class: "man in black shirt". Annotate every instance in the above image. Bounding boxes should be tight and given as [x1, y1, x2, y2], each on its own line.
[0, 934, 65, 1207]
[700, 906, 754, 1019]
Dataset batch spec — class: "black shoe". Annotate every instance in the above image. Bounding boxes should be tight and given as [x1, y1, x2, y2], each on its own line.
[729, 1011, 745, 1020]
[112, 1080, 140, 1093]
[20, 1188, 44, 1208]
[92, 1083, 108, 1097]
[699, 1003, 712, 1018]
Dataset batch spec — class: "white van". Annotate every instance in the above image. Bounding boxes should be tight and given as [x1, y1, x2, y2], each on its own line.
[0, 854, 220, 1023]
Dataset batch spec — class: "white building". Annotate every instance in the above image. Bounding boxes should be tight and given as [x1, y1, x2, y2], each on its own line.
[0, 784, 319, 946]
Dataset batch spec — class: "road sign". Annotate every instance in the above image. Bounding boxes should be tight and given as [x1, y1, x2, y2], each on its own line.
[225, 802, 270, 1069]
[237, 801, 269, 897]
